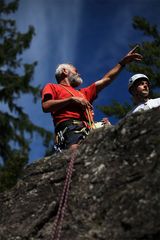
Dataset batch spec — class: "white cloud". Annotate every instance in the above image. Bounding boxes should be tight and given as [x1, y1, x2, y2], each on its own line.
[14, 0, 84, 84]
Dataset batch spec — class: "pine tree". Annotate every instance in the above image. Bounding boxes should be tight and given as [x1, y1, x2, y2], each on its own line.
[0, 0, 52, 191]
[100, 16, 160, 119]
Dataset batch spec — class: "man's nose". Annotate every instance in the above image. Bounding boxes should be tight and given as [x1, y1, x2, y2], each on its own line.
[144, 83, 148, 88]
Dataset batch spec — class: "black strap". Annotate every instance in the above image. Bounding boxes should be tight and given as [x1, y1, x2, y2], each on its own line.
[55, 119, 88, 133]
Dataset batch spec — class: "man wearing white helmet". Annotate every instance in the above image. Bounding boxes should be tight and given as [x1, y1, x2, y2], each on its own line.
[128, 73, 160, 114]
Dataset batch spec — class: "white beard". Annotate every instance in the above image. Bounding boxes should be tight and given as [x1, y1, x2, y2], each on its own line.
[68, 73, 83, 87]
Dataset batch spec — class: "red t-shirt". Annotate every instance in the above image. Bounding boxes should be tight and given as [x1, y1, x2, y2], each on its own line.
[41, 83, 97, 125]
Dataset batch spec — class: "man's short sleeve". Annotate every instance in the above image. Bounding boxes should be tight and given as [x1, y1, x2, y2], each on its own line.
[41, 83, 57, 102]
[80, 83, 97, 103]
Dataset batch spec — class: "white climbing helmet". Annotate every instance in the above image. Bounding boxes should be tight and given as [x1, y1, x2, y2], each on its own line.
[128, 73, 150, 93]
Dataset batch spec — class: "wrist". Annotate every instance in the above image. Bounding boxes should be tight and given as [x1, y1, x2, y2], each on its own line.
[119, 60, 125, 67]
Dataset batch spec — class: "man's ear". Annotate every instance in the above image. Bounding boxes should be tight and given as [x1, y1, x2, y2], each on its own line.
[58, 68, 68, 80]
[63, 68, 68, 76]
[130, 85, 136, 96]
[132, 86, 139, 96]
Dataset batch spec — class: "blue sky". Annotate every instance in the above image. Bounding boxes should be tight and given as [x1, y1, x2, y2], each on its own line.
[12, 0, 160, 162]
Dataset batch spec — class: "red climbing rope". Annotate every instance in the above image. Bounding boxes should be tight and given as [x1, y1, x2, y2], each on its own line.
[51, 149, 77, 240]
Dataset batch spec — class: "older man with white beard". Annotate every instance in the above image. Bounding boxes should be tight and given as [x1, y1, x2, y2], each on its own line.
[41, 46, 142, 151]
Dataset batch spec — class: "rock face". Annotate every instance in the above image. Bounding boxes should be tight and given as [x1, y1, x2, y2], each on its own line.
[0, 108, 160, 240]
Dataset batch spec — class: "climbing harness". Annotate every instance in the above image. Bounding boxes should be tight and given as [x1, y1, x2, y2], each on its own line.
[51, 149, 77, 240]
[54, 119, 90, 151]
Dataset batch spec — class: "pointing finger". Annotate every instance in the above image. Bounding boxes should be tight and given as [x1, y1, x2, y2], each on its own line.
[129, 44, 139, 54]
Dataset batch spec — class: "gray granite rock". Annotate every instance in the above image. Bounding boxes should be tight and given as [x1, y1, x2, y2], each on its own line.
[0, 108, 160, 240]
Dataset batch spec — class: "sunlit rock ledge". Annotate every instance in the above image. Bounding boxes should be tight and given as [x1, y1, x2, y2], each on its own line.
[0, 108, 160, 240]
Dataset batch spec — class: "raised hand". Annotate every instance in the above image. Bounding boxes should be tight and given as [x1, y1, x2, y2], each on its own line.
[119, 45, 143, 66]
